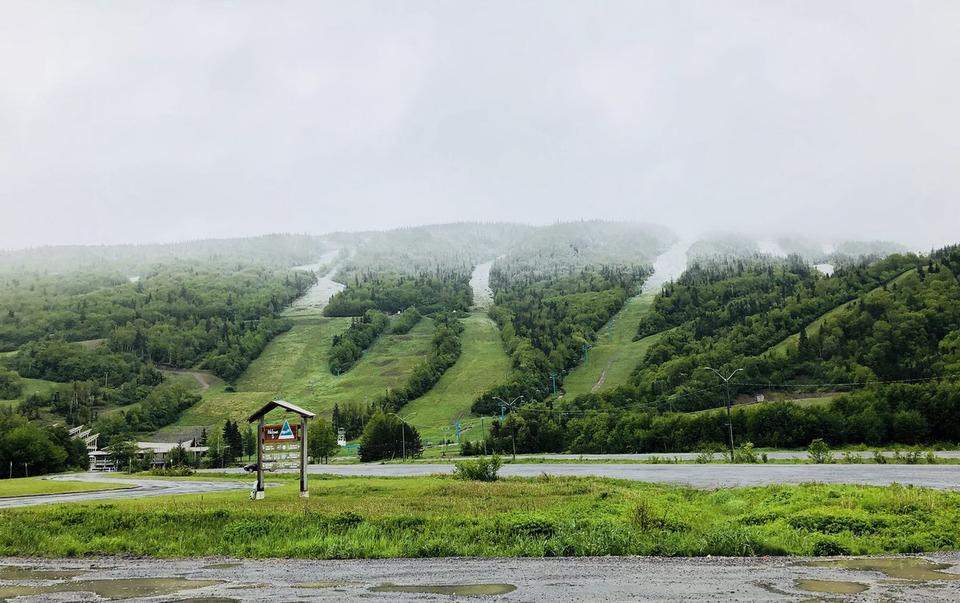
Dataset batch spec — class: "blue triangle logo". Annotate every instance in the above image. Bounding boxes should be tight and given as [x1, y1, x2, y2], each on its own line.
[279, 419, 294, 440]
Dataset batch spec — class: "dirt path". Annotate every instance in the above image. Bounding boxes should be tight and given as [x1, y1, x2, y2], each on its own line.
[163, 368, 214, 391]
[591, 361, 612, 392]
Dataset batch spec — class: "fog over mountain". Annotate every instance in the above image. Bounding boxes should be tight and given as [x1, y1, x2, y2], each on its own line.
[1, 1, 958, 251]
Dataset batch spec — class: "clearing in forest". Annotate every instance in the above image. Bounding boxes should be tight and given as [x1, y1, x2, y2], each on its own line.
[562, 294, 663, 398]
[400, 312, 511, 443]
[163, 314, 435, 435]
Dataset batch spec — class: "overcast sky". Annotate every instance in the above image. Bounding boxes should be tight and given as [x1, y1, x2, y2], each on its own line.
[1, 1, 958, 251]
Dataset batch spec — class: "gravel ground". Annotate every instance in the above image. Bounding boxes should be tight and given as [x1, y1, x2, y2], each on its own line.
[1, 554, 959, 601]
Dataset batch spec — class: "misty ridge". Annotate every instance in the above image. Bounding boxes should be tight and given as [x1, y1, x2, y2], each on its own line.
[0, 221, 911, 277]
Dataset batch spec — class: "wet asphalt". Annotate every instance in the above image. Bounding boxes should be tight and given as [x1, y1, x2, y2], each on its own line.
[304, 461, 960, 489]
[1, 554, 958, 601]
[0, 474, 250, 509]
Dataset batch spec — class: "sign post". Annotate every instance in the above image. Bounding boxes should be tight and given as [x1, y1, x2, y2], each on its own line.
[248, 400, 315, 500]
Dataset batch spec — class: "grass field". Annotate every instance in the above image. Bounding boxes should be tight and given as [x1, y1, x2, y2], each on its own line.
[401, 312, 511, 443]
[0, 376, 62, 409]
[0, 477, 130, 498]
[1, 475, 957, 558]
[766, 268, 918, 358]
[689, 395, 836, 416]
[563, 294, 665, 398]
[164, 313, 435, 435]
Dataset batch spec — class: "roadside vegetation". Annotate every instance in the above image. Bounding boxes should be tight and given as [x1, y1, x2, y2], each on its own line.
[1, 476, 958, 558]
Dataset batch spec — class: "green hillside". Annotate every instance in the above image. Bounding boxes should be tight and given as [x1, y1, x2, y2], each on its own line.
[401, 312, 511, 443]
[562, 294, 664, 398]
[765, 267, 917, 358]
[163, 313, 435, 436]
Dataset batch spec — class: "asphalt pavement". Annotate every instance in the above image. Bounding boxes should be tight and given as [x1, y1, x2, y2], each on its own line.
[0, 554, 958, 601]
[302, 461, 960, 489]
[0, 473, 251, 508]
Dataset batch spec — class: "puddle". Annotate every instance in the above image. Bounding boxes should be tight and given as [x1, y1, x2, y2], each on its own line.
[0, 565, 86, 580]
[0, 577, 222, 600]
[796, 579, 869, 594]
[370, 583, 517, 596]
[203, 563, 244, 570]
[805, 557, 960, 582]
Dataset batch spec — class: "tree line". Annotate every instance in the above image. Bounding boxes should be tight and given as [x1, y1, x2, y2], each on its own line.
[466, 380, 960, 455]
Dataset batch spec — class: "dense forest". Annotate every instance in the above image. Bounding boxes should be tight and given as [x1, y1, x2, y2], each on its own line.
[324, 270, 472, 316]
[629, 252, 928, 411]
[331, 222, 534, 283]
[1, 262, 311, 380]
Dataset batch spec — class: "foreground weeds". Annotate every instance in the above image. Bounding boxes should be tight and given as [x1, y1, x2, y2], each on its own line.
[0, 476, 957, 559]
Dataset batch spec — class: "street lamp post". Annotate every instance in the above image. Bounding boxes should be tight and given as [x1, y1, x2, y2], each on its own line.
[388, 413, 415, 460]
[702, 367, 744, 461]
[492, 396, 523, 460]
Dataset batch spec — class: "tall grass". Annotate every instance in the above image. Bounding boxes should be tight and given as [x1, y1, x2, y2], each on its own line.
[0, 476, 957, 559]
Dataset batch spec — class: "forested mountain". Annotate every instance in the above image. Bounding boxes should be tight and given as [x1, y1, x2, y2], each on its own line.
[468, 222, 670, 414]
[470, 245, 960, 455]
[0, 258, 314, 444]
[688, 233, 906, 265]
[0, 234, 329, 274]
[324, 270, 472, 317]
[331, 222, 535, 282]
[630, 251, 944, 411]
[4, 223, 955, 470]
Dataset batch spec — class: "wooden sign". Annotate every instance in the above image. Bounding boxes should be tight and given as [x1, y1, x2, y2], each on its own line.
[249, 400, 314, 500]
[263, 420, 300, 443]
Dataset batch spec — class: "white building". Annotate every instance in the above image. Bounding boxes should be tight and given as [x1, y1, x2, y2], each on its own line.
[88, 439, 208, 471]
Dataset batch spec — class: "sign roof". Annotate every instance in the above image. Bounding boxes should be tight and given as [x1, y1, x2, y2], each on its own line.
[247, 399, 316, 422]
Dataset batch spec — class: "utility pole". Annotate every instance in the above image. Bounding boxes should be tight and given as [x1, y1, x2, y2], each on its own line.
[480, 416, 486, 455]
[493, 396, 523, 459]
[703, 367, 744, 461]
[388, 413, 413, 460]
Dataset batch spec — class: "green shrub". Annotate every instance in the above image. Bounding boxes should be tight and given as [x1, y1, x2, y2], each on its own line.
[812, 537, 852, 556]
[730, 442, 759, 463]
[632, 500, 688, 532]
[509, 514, 557, 538]
[453, 455, 502, 482]
[807, 439, 833, 464]
[148, 466, 194, 477]
[787, 510, 887, 535]
[700, 526, 764, 556]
